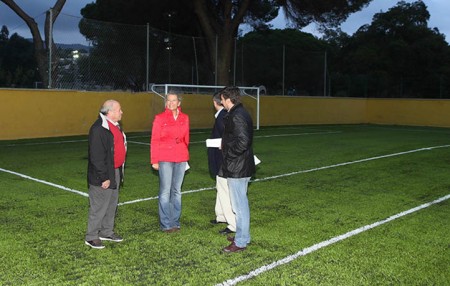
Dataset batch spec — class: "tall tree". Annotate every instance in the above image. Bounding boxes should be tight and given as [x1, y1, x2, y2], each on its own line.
[191, 0, 373, 84]
[329, 1, 450, 98]
[0, 0, 66, 88]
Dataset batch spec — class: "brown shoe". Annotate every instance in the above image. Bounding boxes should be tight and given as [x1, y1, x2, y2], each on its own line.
[223, 242, 246, 253]
[164, 227, 180, 233]
[226, 236, 234, 242]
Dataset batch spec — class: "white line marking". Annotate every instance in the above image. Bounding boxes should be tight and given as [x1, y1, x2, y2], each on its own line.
[4, 139, 87, 147]
[128, 131, 208, 139]
[118, 186, 216, 206]
[0, 168, 88, 197]
[252, 144, 450, 183]
[127, 140, 150, 146]
[216, 193, 450, 286]
[118, 144, 450, 205]
[127, 131, 342, 146]
[254, 131, 341, 138]
[1, 131, 340, 148]
[2, 144, 448, 206]
[368, 125, 450, 134]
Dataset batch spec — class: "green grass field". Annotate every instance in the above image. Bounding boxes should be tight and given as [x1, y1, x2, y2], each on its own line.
[0, 124, 449, 285]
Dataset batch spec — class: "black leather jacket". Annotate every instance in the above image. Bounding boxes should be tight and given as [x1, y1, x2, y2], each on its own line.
[218, 103, 255, 178]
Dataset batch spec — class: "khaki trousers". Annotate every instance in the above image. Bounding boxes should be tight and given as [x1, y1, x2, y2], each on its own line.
[215, 175, 236, 231]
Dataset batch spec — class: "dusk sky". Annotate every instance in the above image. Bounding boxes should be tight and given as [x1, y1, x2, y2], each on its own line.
[0, 0, 448, 45]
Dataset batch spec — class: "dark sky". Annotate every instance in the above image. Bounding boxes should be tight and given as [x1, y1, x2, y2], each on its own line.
[0, 0, 449, 44]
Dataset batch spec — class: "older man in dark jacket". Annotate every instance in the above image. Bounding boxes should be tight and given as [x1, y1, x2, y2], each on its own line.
[85, 99, 126, 249]
[218, 86, 255, 253]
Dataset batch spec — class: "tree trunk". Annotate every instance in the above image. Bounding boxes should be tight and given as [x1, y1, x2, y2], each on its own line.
[216, 33, 234, 85]
[1, 0, 66, 88]
[192, 0, 250, 86]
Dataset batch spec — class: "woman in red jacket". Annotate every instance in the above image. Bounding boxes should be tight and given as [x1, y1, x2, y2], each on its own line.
[150, 91, 190, 233]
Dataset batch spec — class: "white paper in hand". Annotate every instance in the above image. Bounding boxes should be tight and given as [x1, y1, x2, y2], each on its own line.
[254, 155, 261, 165]
[206, 138, 222, 148]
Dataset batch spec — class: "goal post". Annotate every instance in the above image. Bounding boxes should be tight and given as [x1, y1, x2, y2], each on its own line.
[150, 84, 261, 130]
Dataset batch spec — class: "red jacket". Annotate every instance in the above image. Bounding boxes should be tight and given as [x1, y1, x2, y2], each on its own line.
[150, 107, 190, 164]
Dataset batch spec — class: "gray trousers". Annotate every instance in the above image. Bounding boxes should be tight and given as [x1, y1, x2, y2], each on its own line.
[85, 169, 120, 241]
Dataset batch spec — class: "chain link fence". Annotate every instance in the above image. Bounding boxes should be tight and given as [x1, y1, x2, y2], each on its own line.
[48, 14, 327, 96]
[4, 12, 447, 98]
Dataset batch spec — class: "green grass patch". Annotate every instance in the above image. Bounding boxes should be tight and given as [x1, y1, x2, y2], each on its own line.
[0, 124, 449, 285]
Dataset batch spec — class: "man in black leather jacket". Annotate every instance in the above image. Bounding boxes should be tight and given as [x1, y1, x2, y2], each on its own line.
[218, 86, 255, 253]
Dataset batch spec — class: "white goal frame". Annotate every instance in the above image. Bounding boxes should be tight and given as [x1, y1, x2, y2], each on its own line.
[150, 84, 261, 130]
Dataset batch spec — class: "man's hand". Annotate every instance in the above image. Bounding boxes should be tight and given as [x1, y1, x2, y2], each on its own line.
[152, 163, 159, 170]
[101, 180, 111, 189]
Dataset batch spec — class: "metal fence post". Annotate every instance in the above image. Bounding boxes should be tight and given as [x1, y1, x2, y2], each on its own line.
[282, 44, 285, 96]
[48, 8, 53, 89]
[146, 23, 149, 91]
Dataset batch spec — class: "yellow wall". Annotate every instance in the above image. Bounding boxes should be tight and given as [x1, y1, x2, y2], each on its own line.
[0, 90, 155, 140]
[367, 98, 450, 127]
[259, 96, 367, 126]
[1, 89, 450, 140]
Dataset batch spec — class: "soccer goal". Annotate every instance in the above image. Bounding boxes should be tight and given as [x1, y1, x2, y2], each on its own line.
[150, 84, 261, 130]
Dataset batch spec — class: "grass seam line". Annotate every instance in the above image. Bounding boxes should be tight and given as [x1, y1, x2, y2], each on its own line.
[216, 193, 450, 286]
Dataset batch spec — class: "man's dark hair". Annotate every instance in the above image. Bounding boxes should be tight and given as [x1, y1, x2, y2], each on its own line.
[220, 86, 241, 104]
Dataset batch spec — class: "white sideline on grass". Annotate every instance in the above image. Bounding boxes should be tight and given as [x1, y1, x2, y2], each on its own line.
[127, 131, 342, 146]
[216, 193, 450, 286]
[0, 167, 88, 197]
[118, 144, 450, 205]
[1, 144, 449, 202]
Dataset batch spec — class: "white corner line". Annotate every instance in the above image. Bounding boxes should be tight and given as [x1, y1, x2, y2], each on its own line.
[216, 193, 450, 286]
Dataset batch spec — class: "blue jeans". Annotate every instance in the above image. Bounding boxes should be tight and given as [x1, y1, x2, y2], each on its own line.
[228, 177, 251, 248]
[158, 161, 186, 230]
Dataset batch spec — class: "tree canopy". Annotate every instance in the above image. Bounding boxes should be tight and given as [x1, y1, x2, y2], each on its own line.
[0, 26, 39, 88]
[328, 0, 450, 98]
